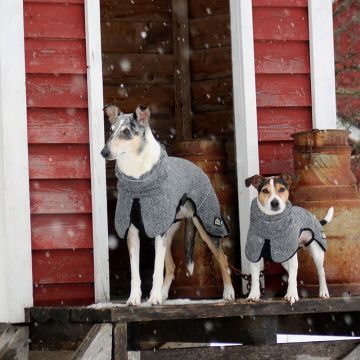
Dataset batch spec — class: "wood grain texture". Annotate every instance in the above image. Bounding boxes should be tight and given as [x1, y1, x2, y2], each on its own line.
[254, 41, 310, 74]
[259, 141, 294, 175]
[29, 144, 90, 179]
[32, 249, 94, 284]
[27, 108, 89, 144]
[71, 324, 112, 360]
[255, 74, 311, 107]
[101, 0, 171, 21]
[25, 38, 86, 74]
[190, 47, 232, 81]
[102, 53, 173, 84]
[188, 0, 229, 19]
[253, 7, 309, 41]
[29, 179, 92, 214]
[26, 74, 88, 108]
[31, 214, 93, 250]
[113, 323, 128, 360]
[24, 2, 85, 39]
[0, 326, 29, 360]
[34, 284, 94, 306]
[192, 110, 233, 139]
[252, 0, 308, 7]
[189, 14, 230, 50]
[101, 21, 173, 54]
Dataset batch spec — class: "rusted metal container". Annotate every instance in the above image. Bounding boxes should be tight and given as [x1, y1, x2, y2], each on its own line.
[291, 129, 360, 297]
[168, 139, 240, 299]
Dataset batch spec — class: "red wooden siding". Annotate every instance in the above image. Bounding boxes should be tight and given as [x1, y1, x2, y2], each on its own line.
[252, 1, 312, 175]
[24, 0, 94, 305]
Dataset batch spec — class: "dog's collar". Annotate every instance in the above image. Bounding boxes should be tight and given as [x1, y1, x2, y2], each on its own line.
[115, 146, 168, 195]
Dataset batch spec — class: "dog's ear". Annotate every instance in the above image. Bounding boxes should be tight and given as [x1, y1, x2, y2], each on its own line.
[281, 173, 299, 187]
[104, 105, 120, 125]
[245, 175, 264, 190]
[135, 105, 150, 126]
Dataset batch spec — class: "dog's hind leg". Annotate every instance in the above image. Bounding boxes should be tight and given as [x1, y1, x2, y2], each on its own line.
[162, 222, 181, 302]
[192, 217, 235, 301]
[148, 234, 167, 305]
[126, 224, 142, 306]
[307, 241, 329, 298]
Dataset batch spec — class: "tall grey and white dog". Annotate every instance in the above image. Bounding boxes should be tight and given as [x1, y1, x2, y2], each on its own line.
[101, 105, 235, 306]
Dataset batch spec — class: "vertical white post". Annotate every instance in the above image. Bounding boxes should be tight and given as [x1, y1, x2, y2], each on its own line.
[308, 0, 337, 129]
[84, 0, 110, 302]
[0, 1, 33, 322]
[230, 0, 261, 293]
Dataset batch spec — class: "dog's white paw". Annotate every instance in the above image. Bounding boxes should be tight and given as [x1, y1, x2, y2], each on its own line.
[284, 288, 299, 305]
[161, 287, 170, 302]
[126, 291, 142, 306]
[246, 290, 261, 302]
[319, 288, 330, 298]
[147, 291, 163, 305]
[223, 284, 235, 301]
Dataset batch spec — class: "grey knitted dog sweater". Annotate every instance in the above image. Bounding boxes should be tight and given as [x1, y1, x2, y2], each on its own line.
[246, 198, 326, 263]
[115, 147, 228, 239]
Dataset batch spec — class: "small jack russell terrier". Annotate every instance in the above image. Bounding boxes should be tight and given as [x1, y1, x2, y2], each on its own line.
[101, 105, 235, 305]
[245, 174, 333, 304]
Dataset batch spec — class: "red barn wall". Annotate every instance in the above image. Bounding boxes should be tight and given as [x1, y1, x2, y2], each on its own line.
[24, 0, 94, 305]
[252, 0, 312, 175]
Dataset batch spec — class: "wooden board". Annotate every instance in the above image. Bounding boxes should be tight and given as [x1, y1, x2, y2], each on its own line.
[255, 74, 311, 107]
[0, 326, 29, 360]
[24, 2, 85, 39]
[192, 110, 233, 139]
[26, 74, 88, 108]
[253, 7, 309, 41]
[100, 21, 173, 54]
[252, 0, 308, 7]
[32, 249, 94, 284]
[25, 38, 86, 74]
[188, 0, 229, 19]
[29, 179, 92, 214]
[29, 144, 90, 179]
[27, 108, 89, 144]
[31, 214, 93, 250]
[34, 284, 94, 306]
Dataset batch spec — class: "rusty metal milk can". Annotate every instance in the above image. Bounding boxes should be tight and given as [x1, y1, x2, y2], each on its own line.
[291, 129, 360, 297]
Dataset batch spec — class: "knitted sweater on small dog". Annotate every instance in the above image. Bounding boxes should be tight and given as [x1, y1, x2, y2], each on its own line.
[115, 147, 228, 239]
[246, 198, 326, 263]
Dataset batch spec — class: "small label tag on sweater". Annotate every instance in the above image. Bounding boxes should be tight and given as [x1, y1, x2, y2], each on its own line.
[321, 231, 326, 240]
[214, 217, 222, 226]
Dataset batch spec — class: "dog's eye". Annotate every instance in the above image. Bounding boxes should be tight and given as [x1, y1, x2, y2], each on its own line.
[262, 189, 269, 194]
[279, 187, 286, 192]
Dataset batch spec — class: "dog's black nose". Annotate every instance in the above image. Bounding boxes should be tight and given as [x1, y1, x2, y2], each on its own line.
[101, 147, 110, 158]
[270, 199, 280, 210]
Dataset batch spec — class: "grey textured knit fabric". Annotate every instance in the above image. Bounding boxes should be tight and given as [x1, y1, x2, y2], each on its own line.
[246, 198, 326, 263]
[115, 147, 228, 239]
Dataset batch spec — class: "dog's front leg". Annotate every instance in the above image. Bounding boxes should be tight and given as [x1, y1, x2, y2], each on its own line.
[126, 224, 142, 306]
[282, 255, 299, 304]
[148, 234, 167, 305]
[246, 261, 261, 301]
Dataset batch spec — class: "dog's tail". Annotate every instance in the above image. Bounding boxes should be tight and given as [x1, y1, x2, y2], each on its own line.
[320, 207, 334, 226]
[185, 218, 196, 276]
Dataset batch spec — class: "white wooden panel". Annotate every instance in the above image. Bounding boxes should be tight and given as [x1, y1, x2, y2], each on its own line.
[0, 1, 33, 322]
[84, 1, 110, 302]
[308, 0, 337, 129]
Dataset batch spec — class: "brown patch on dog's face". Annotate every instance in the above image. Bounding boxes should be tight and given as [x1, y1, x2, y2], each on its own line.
[274, 178, 290, 204]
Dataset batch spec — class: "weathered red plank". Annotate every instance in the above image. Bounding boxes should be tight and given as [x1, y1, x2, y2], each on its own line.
[254, 41, 310, 74]
[25, 0, 84, 3]
[25, 38, 86, 74]
[34, 283, 94, 306]
[24, 3, 85, 39]
[27, 108, 89, 144]
[26, 74, 88, 108]
[256, 74, 311, 107]
[32, 249, 94, 285]
[259, 141, 294, 175]
[31, 214, 93, 250]
[29, 144, 90, 179]
[103, 84, 174, 114]
[253, 7, 309, 41]
[30, 179, 92, 214]
[257, 107, 312, 141]
[252, 0, 308, 7]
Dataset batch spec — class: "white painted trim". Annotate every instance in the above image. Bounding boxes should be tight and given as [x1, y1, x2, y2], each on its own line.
[84, 0, 110, 302]
[229, 0, 261, 294]
[308, 0, 337, 129]
[0, 1, 33, 322]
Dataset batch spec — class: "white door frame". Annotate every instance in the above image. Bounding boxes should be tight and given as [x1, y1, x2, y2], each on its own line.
[84, 0, 110, 303]
[0, 0, 33, 322]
